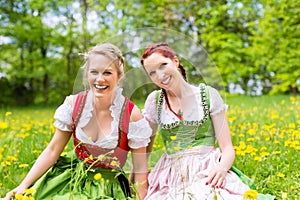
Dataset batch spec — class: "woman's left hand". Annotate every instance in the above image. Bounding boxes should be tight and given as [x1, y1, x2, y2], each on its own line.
[205, 166, 227, 188]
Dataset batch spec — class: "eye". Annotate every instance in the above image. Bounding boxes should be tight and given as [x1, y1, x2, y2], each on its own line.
[103, 71, 112, 75]
[159, 63, 167, 69]
[89, 70, 98, 74]
[149, 71, 155, 76]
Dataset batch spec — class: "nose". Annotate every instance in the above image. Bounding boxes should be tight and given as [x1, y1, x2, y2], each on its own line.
[96, 74, 104, 81]
[157, 70, 165, 79]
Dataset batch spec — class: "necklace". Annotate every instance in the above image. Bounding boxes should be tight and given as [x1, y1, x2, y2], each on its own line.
[178, 109, 183, 116]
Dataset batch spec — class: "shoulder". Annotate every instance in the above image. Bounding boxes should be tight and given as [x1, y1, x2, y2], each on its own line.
[65, 90, 89, 107]
[145, 90, 160, 103]
[130, 104, 143, 122]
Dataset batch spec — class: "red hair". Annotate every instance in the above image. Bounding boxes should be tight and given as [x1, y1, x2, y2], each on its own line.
[141, 42, 188, 120]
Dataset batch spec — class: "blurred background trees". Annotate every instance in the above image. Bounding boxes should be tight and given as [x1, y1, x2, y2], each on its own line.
[0, 0, 299, 106]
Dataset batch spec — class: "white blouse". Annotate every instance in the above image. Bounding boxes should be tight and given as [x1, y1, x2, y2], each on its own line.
[143, 84, 228, 125]
[53, 88, 152, 149]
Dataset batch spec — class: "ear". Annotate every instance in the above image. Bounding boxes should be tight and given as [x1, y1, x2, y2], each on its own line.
[173, 56, 179, 67]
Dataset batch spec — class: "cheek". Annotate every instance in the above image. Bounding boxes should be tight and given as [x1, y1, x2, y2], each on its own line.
[150, 76, 160, 84]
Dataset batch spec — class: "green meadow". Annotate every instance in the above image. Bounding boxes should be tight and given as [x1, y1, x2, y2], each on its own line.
[0, 95, 299, 199]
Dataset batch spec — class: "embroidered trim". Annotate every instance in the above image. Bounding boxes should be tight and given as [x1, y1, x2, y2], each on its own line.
[157, 83, 209, 130]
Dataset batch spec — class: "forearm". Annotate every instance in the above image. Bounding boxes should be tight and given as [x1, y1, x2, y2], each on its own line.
[134, 172, 148, 200]
[131, 146, 149, 200]
[218, 146, 235, 172]
[19, 147, 62, 188]
[19, 130, 71, 188]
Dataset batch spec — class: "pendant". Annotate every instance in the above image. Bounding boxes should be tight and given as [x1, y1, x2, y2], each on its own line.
[178, 109, 183, 116]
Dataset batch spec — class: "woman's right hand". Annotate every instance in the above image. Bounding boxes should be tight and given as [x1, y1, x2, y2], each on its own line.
[4, 185, 27, 200]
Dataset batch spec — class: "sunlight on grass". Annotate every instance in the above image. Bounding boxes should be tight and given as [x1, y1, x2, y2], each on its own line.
[0, 95, 299, 199]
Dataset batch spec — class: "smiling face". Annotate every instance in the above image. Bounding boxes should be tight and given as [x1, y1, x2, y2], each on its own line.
[143, 52, 180, 90]
[87, 54, 120, 99]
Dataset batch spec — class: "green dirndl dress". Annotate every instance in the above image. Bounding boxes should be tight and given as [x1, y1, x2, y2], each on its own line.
[145, 84, 276, 200]
[30, 91, 134, 200]
[31, 151, 130, 200]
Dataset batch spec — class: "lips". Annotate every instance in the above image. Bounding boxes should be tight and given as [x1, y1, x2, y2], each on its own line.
[94, 84, 108, 90]
[161, 76, 171, 85]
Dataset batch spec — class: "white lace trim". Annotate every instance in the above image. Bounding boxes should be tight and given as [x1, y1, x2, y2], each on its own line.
[143, 85, 227, 125]
[53, 87, 151, 149]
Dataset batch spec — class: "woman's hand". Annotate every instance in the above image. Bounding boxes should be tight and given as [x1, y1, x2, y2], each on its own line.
[4, 185, 27, 200]
[205, 165, 227, 188]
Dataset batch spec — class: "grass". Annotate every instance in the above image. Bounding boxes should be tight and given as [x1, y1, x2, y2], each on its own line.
[0, 95, 299, 199]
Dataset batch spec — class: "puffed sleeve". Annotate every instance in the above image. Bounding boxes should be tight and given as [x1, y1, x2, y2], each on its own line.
[53, 96, 73, 132]
[127, 118, 152, 149]
[142, 91, 159, 125]
[208, 86, 228, 116]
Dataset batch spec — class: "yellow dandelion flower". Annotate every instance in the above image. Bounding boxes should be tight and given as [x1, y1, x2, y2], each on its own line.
[19, 164, 29, 168]
[1, 161, 11, 166]
[89, 154, 94, 160]
[254, 156, 262, 161]
[260, 146, 267, 152]
[22, 123, 32, 130]
[239, 141, 246, 149]
[170, 135, 177, 140]
[281, 191, 288, 199]
[243, 189, 258, 200]
[110, 160, 119, 167]
[277, 173, 285, 178]
[5, 112, 12, 117]
[247, 129, 256, 135]
[261, 152, 270, 157]
[33, 150, 42, 154]
[60, 152, 67, 156]
[290, 186, 295, 191]
[0, 122, 8, 129]
[24, 188, 36, 195]
[94, 173, 103, 181]
[289, 123, 295, 129]
[272, 151, 281, 155]
[174, 146, 180, 151]
[15, 193, 24, 200]
[7, 155, 18, 162]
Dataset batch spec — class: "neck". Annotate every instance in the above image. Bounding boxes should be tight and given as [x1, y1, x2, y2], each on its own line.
[166, 80, 192, 99]
[93, 94, 114, 111]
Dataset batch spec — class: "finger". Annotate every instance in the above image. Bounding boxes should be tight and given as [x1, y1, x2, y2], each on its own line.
[205, 171, 216, 185]
[209, 173, 221, 187]
[215, 176, 224, 188]
[220, 178, 226, 188]
[5, 192, 13, 200]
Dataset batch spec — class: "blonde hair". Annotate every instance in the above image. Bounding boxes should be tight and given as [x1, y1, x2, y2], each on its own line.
[81, 43, 125, 86]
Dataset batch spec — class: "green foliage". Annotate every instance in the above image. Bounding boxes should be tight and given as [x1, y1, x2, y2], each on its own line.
[0, 0, 299, 106]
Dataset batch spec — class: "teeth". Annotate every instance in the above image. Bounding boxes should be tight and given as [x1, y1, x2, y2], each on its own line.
[94, 84, 108, 89]
[161, 76, 171, 85]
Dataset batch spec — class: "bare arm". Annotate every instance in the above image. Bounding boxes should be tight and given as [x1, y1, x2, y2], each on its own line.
[131, 147, 149, 200]
[5, 129, 72, 199]
[129, 106, 150, 199]
[206, 110, 235, 188]
[146, 122, 158, 158]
